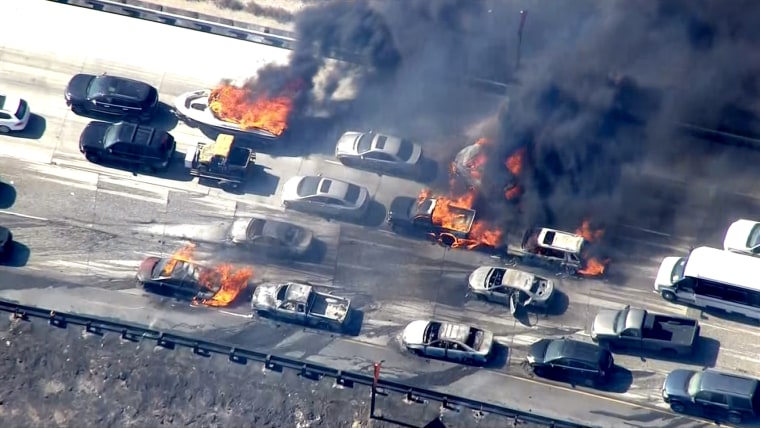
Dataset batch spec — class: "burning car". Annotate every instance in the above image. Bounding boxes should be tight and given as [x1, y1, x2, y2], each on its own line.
[386, 189, 502, 251]
[136, 244, 254, 307]
[173, 87, 285, 141]
[451, 138, 524, 202]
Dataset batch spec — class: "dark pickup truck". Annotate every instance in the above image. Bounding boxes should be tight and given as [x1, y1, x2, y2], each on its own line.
[591, 305, 700, 356]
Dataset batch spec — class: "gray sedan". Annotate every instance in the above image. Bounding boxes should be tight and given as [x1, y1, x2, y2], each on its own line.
[335, 130, 423, 176]
[281, 175, 370, 220]
[229, 216, 313, 258]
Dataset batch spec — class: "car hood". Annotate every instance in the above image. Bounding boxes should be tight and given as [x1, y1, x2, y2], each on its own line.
[251, 283, 279, 309]
[174, 90, 209, 113]
[468, 266, 492, 291]
[281, 176, 305, 202]
[79, 121, 111, 148]
[136, 257, 160, 281]
[401, 320, 429, 346]
[663, 369, 695, 398]
[592, 309, 620, 337]
[454, 144, 484, 188]
[528, 338, 551, 363]
[66, 73, 95, 101]
[229, 219, 250, 243]
[654, 256, 681, 291]
[335, 131, 362, 156]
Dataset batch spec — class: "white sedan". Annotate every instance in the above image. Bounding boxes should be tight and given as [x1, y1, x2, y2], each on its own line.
[281, 175, 370, 220]
[0, 95, 31, 133]
[401, 320, 494, 364]
[723, 219, 760, 256]
[335, 130, 423, 176]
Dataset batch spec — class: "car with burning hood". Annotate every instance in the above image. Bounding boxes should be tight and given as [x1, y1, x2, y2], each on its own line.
[252, 281, 351, 330]
[401, 320, 494, 365]
[173, 89, 280, 142]
[0, 94, 31, 134]
[386, 196, 481, 246]
[452, 140, 519, 200]
[281, 175, 370, 221]
[79, 121, 176, 171]
[516, 227, 585, 275]
[334, 130, 423, 177]
[65, 73, 158, 122]
[468, 266, 554, 309]
[136, 257, 218, 301]
[527, 338, 614, 386]
[723, 219, 760, 257]
[229, 216, 313, 258]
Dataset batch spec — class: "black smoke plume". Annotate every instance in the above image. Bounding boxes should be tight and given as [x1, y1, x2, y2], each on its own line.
[249, 0, 760, 232]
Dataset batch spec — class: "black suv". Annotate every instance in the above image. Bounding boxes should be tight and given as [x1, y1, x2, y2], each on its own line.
[65, 73, 158, 122]
[0, 226, 13, 260]
[79, 121, 176, 171]
[527, 338, 614, 385]
[663, 369, 760, 424]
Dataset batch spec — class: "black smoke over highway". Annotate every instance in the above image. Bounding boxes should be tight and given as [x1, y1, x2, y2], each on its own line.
[248, 1, 760, 229]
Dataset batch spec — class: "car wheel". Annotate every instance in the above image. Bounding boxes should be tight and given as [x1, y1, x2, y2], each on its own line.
[410, 349, 423, 357]
[669, 402, 686, 413]
[85, 152, 100, 163]
[282, 201, 291, 209]
[661, 290, 677, 302]
[727, 412, 743, 424]
[71, 105, 85, 115]
[0, 126, 10, 134]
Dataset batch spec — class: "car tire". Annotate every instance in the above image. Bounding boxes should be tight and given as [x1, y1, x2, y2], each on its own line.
[85, 152, 100, 163]
[71, 105, 85, 115]
[661, 290, 677, 302]
[727, 412, 743, 424]
[669, 402, 686, 413]
[282, 201, 291, 209]
[0, 126, 10, 134]
[410, 349, 423, 357]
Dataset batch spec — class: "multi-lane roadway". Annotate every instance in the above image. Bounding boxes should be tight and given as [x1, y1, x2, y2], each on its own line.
[3, 1, 760, 427]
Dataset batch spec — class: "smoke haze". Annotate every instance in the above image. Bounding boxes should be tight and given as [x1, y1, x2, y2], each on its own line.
[249, 0, 760, 230]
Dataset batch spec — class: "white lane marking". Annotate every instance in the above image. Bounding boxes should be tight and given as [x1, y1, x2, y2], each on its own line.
[0, 142, 54, 164]
[98, 175, 172, 199]
[39, 260, 138, 278]
[35, 176, 98, 192]
[618, 224, 671, 237]
[0, 211, 48, 221]
[219, 310, 253, 319]
[96, 188, 167, 205]
[323, 159, 343, 166]
[25, 163, 99, 185]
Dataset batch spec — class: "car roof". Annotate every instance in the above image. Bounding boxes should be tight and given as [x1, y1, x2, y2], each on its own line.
[701, 370, 759, 396]
[92, 75, 152, 100]
[371, 134, 402, 155]
[283, 282, 312, 304]
[496, 268, 536, 292]
[537, 228, 584, 253]
[301, 176, 351, 199]
[546, 339, 603, 363]
[249, 218, 298, 240]
[437, 322, 472, 343]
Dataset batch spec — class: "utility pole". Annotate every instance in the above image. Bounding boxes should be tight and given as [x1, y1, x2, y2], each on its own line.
[370, 361, 382, 418]
[516, 10, 528, 69]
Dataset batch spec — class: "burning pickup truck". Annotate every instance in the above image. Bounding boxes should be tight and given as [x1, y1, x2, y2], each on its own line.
[386, 190, 502, 251]
[251, 281, 351, 331]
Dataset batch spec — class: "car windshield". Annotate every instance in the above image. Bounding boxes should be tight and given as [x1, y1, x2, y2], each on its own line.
[671, 258, 686, 284]
[543, 340, 564, 362]
[344, 184, 361, 204]
[687, 371, 703, 397]
[296, 176, 321, 197]
[749, 224, 760, 249]
[151, 259, 171, 277]
[397, 139, 414, 161]
[423, 322, 442, 343]
[465, 328, 484, 348]
[86, 76, 110, 98]
[15, 99, 27, 119]
[357, 133, 373, 153]
[246, 219, 266, 240]
[529, 277, 542, 293]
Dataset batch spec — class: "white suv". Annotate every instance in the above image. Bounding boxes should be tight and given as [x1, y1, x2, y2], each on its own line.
[0, 95, 31, 133]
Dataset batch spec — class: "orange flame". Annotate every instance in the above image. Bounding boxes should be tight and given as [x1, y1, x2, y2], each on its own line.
[575, 220, 604, 243]
[577, 257, 610, 276]
[208, 84, 293, 136]
[161, 243, 197, 276]
[505, 184, 522, 200]
[505, 147, 526, 176]
[197, 264, 254, 307]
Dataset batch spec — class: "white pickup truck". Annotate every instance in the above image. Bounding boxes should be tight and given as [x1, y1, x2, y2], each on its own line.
[251, 281, 350, 331]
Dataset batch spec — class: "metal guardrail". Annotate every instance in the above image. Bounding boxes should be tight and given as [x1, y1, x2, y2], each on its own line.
[0, 298, 588, 428]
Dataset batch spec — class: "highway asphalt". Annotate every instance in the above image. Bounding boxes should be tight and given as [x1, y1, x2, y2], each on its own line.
[3, 1, 760, 427]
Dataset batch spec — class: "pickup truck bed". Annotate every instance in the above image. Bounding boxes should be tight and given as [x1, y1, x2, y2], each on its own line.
[310, 292, 349, 322]
[643, 314, 698, 345]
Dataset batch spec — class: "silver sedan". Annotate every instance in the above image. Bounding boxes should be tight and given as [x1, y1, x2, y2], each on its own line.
[401, 320, 494, 364]
[281, 175, 370, 220]
[335, 130, 423, 176]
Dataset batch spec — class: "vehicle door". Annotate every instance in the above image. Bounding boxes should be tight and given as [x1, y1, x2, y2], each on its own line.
[619, 327, 644, 350]
[109, 143, 143, 164]
[306, 196, 332, 216]
[488, 285, 512, 305]
[444, 341, 468, 362]
[251, 235, 281, 257]
[423, 340, 447, 359]
[277, 301, 298, 322]
[0, 111, 13, 127]
[548, 358, 575, 377]
[362, 151, 398, 173]
[91, 95, 117, 115]
[116, 97, 141, 117]
[694, 391, 730, 418]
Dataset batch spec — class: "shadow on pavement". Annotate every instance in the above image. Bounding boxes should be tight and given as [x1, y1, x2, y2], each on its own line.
[12, 114, 46, 140]
[2, 241, 30, 267]
[99, 156, 194, 182]
[240, 167, 280, 196]
[0, 183, 17, 209]
[483, 342, 509, 369]
[358, 200, 387, 228]
[342, 307, 364, 337]
[417, 157, 439, 184]
[612, 337, 720, 369]
[148, 102, 179, 131]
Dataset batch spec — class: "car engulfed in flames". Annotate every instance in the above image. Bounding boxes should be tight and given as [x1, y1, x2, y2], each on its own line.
[140, 243, 255, 307]
[208, 83, 296, 137]
[450, 138, 525, 203]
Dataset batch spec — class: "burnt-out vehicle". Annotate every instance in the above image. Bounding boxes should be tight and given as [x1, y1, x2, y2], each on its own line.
[452, 141, 520, 201]
[510, 227, 586, 275]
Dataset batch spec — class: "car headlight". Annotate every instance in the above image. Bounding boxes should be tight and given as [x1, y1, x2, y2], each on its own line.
[526, 355, 535, 363]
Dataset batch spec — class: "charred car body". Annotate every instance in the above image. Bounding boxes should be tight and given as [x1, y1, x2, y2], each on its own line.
[452, 141, 519, 200]
[252, 281, 351, 331]
[468, 266, 555, 311]
[229, 216, 314, 258]
[136, 257, 218, 301]
[511, 227, 586, 275]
